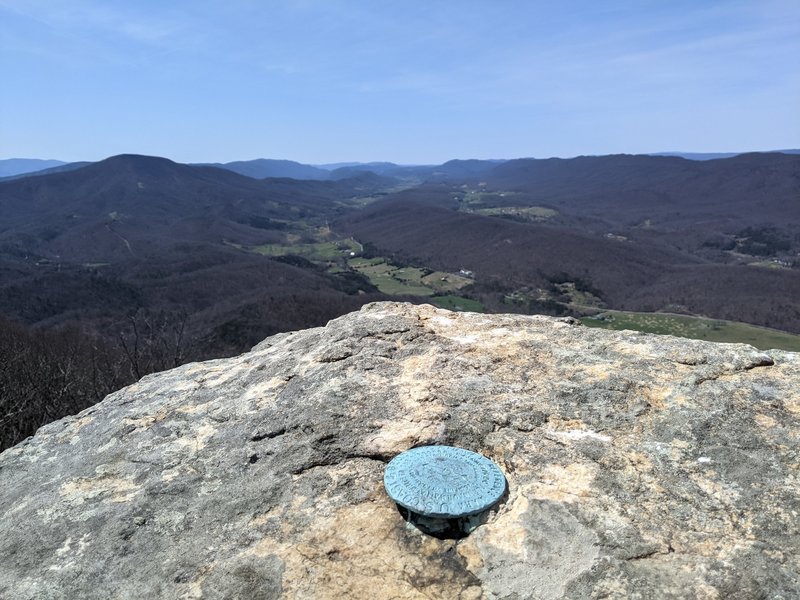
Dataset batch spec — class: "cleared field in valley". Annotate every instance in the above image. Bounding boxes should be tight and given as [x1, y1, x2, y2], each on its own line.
[430, 295, 484, 312]
[582, 310, 800, 351]
[252, 238, 360, 261]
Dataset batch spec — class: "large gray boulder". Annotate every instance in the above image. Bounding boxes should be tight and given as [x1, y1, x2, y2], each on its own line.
[1, 302, 798, 599]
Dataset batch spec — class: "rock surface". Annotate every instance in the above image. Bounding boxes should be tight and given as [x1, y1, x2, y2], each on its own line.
[1, 302, 799, 599]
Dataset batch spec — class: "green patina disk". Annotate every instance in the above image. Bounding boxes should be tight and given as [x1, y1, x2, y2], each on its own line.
[384, 445, 506, 518]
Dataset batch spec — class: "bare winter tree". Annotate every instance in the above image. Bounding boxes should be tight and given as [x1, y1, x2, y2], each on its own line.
[0, 317, 128, 450]
[116, 309, 190, 380]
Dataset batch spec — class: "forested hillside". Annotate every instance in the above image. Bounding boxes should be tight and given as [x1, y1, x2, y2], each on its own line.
[1, 151, 799, 448]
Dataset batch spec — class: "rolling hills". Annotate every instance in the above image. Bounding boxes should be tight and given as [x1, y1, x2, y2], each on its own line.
[2, 150, 799, 448]
[0, 154, 396, 342]
[3, 151, 799, 337]
[338, 152, 800, 332]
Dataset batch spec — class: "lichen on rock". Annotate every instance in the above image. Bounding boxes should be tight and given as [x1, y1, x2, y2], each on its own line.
[0, 302, 798, 599]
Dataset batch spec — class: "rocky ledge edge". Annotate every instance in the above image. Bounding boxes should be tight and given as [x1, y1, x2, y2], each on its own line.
[1, 302, 798, 599]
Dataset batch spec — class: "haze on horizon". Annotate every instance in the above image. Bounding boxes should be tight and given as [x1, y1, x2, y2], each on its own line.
[1, 0, 798, 164]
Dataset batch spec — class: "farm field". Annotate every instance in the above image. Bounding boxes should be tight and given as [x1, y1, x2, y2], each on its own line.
[347, 257, 480, 304]
[421, 271, 473, 293]
[430, 295, 484, 312]
[581, 310, 800, 352]
[243, 230, 798, 351]
[248, 234, 480, 302]
[348, 257, 434, 296]
[251, 238, 360, 261]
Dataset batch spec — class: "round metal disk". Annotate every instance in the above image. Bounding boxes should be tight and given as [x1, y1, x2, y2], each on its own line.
[384, 446, 506, 518]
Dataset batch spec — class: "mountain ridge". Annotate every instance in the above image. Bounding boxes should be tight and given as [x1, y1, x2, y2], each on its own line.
[194, 158, 331, 180]
[7, 148, 799, 182]
[0, 158, 67, 178]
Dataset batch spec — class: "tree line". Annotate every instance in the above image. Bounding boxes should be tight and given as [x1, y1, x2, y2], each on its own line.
[0, 310, 193, 450]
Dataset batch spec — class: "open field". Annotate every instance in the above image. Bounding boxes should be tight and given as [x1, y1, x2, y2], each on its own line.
[421, 271, 473, 293]
[430, 295, 484, 312]
[581, 310, 800, 352]
[457, 189, 557, 221]
[392, 267, 429, 282]
[348, 257, 384, 268]
[348, 257, 479, 300]
[251, 238, 360, 261]
[249, 241, 474, 299]
[348, 257, 434, 296]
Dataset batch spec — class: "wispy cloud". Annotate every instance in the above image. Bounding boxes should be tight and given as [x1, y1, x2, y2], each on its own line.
[0, 0, 183, 44]
[1, 0, 797, 162]
[0, 0, 205, 71]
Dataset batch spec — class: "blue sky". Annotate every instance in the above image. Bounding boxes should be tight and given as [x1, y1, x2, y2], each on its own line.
[1, 0, 798, 163]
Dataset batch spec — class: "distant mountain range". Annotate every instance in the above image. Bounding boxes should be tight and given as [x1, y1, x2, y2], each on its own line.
[651, 149, 800, 160]
[2, 150, 799, 336]
[0, 159, 67, 178]
[0, 154, 392, 263]
[4, 149, 798, 180]
[192, 159, 331, 180]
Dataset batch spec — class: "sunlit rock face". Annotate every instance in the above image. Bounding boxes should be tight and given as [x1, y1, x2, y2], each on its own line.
[1, 302, 798, 599]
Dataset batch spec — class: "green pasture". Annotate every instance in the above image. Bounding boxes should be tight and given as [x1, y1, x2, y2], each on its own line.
[348, 257, 434, 296]
[582, 310, 800, 352]
[252, 238, 360, 261]
[348, 256, 385, 268]
[347, 257, 477, 300]
[430, 296, 484, 312]
[393, 267, 429, 282]
[421, 271, 473, 293]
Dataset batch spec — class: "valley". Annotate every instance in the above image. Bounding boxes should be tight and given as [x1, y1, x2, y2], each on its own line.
[227, 226, 800, 352]
[2, 151, 800, 448]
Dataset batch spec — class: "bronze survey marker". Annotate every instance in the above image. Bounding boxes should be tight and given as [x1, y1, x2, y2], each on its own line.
[384, 446, 506, 518]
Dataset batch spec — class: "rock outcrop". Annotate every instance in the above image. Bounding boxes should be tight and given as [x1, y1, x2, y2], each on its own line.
[1, 302, 798, 599]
